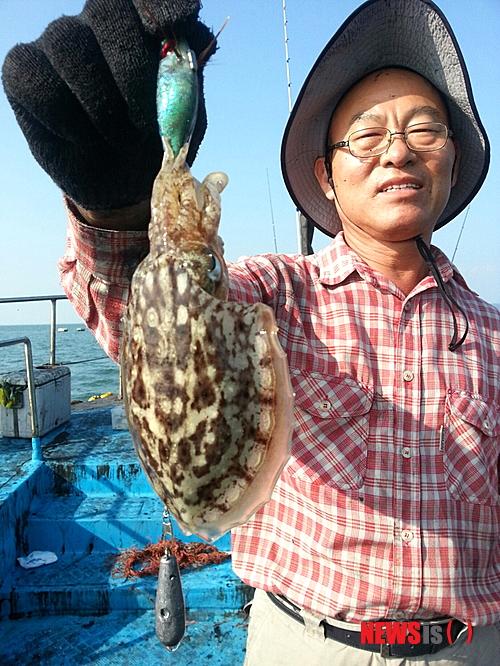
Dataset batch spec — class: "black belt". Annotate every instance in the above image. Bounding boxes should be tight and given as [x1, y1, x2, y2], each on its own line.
[267, 592, 466, 658]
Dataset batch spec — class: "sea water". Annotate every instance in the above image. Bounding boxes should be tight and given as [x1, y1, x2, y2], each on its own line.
[0, 324, 119, 402]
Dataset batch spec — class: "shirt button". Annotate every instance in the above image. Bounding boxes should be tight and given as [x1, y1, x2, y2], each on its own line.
[403, 302, 411, 311]
[393, 611, 405, 620]
[401, 530, 414, 543]
[403, 370, 414, 382]
[402, 447, 411, 459]
[316, 400, 332, 416]
[483, 419, 490, 432]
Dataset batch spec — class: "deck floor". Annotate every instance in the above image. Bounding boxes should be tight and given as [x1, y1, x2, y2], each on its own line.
[0, 609, 248, 666]
[0, 401, 251, 665]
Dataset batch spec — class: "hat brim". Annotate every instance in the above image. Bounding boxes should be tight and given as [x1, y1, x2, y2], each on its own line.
[281, 0, 490, 238]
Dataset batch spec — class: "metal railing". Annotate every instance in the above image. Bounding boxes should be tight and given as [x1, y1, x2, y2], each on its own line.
[0, 295, 68, 365]
[0, 295, 70, 461]
[0, 337, 42, 461]
[1, 292, 122, 401]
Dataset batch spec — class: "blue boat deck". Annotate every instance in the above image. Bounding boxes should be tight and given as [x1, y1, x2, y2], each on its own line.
[0, 401, 250, 665]
[1, 609, 247, 666]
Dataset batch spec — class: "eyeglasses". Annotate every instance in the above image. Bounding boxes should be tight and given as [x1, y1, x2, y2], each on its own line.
[328, 122, 453, 159]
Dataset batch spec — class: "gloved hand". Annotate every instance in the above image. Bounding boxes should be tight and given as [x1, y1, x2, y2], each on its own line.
[1, 0, 215, 212]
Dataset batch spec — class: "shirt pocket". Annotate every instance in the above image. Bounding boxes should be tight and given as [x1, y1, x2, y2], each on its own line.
[288, 368, 373, 489]
[442, 389, 500, 505]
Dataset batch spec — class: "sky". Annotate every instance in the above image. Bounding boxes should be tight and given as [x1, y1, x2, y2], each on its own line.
[0, 0, 499, 326]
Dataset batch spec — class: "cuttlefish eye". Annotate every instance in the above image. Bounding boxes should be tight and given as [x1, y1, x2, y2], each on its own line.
[205, 251, 222, 282]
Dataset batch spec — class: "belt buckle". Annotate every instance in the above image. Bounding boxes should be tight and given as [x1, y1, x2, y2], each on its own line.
[380, 644, 391, 658]
[378, 624, 391, 658]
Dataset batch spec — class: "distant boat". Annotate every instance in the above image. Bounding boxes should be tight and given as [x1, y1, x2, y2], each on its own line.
[76, 328, 85, 331]
[57, 328, 68, 332]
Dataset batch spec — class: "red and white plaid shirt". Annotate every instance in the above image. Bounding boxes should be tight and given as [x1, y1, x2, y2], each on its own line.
[59, 204, 500, 626]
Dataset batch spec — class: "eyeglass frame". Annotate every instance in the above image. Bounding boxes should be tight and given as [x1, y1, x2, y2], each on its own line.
[327, 122, 454, 160]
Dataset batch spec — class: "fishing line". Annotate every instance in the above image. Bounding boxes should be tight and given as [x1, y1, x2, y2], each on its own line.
[451, 204, 470, 262]
[62, 356, 110, 365]
[266, 168, 279, 253]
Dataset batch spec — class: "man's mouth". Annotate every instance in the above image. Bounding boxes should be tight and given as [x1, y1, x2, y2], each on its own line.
[382, 184, 422, 192]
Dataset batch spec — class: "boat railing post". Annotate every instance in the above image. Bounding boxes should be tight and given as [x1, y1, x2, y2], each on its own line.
[0, 337, 42, 461]
[24, 339, 42, 460]
[49, 299, 57, 365]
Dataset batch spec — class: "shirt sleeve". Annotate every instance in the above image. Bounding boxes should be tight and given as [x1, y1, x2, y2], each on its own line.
[227, 255, 283, 308]
[58, 198, 286, 362]
[58, 198, 149, 363]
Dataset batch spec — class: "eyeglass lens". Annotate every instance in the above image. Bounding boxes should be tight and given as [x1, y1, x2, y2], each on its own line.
[348, 122, 449, 157]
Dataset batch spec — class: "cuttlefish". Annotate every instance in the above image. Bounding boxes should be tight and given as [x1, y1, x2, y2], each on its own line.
[121, 38, 293, 544]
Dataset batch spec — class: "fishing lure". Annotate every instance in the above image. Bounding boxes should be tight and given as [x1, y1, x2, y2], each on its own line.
[156, 37, 198, 157]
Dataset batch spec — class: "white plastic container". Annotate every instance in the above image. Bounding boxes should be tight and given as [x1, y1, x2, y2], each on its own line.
[0, 365, 71, 438]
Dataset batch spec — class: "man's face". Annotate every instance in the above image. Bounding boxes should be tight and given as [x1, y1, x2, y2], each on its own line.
[315, 69, 459, 243]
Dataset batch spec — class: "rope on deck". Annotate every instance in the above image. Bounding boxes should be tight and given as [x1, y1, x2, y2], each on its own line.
[111, 538, 230, 579]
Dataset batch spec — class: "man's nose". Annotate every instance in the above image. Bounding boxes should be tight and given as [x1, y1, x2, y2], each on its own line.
[380, 132, 416, 166]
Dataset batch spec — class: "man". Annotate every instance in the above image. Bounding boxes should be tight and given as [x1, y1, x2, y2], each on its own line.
[3, 0, 499, 663]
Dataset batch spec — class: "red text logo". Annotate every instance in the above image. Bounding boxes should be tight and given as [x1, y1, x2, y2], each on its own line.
[360, 620, 473, 645]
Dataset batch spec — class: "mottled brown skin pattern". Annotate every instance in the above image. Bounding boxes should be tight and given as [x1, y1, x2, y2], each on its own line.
[122, 144, 278, 533]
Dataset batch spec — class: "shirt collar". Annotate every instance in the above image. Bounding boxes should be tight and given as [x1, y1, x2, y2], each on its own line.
[312, 232, 364, 286]
[311, 231, 468, 290]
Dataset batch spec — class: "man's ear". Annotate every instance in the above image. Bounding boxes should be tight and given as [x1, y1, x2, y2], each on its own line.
[314, 157, 336, 201]
[451, 141, 461, 187]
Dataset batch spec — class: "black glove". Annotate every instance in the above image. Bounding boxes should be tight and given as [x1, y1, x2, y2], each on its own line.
[1, 0, 215, 211]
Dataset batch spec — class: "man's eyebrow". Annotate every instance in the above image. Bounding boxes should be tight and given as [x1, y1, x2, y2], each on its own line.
[347, 105, 447, 126]
[348, 111, 384, 125]
[407, 105, 448, 122]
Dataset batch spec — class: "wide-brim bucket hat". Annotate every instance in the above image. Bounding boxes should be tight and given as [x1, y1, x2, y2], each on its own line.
[281, 0, 490, 238]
